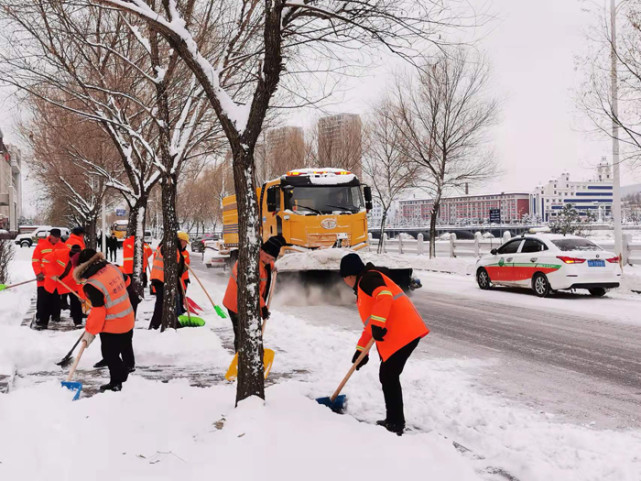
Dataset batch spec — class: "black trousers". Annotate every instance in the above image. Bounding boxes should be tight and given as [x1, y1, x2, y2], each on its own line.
[35, 286, 60, 327]
[100, 329, 134, 384]
[379, 337, 420, 426]
[108, 248, 117, 262]
[149, 280, 164, 330]
[60, 293, 70, 309]
[69, 293, 83, 325]
[228, 310, 239, 352]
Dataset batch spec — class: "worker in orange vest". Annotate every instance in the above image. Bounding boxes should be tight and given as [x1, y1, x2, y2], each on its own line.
[60, 226, 86, 311]
[74, 249, 136, 392]
[177, 231, 190, 292]
[222, 236, 284, 351]
[340, 253, 429, 436]
[31, 228, 69, 330]
[51, 244, 84, 327]
[121, 234, 154, 315]
[148, 234, 190, 330]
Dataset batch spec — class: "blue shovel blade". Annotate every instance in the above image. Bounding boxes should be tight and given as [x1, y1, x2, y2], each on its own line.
[61, 381, 83, 401]
[316, 394, 347, 414]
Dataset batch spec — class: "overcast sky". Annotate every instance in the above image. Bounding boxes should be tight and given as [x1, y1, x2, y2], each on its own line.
[288, 0, 641, 194]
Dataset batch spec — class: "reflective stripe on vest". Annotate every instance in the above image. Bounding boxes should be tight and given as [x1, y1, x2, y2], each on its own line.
[87, 266, 134, 321]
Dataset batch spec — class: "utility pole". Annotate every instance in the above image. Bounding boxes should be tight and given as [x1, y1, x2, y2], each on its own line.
[611, 0, 623, 260]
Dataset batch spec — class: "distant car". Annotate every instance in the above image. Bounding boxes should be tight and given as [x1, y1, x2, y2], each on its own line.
[144, 230, 153, 244]
[475, 234, 622, 297]
[15, 226, 69, 247]
[191, 234, 216, 253]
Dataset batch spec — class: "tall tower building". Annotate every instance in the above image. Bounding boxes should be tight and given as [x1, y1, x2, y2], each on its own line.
[264, 126, 305, 180]
[317, 113, 362, 177]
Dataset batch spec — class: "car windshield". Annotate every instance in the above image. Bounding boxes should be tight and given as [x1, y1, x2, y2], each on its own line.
[114, 224, 127, 232]
[286, 186, 363, 214]
[551, 238, 602, 252]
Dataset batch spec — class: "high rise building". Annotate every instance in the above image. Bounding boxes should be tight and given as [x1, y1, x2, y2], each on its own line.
[317, 113, 362, 177]
[264, 126, 304, 179]
[0, 132, 22, 231]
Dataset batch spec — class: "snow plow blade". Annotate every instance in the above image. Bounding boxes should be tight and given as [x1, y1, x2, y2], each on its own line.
[276, 249, 418, 292]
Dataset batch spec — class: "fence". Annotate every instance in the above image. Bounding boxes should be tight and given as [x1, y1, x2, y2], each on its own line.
[369, 232, 641, 266]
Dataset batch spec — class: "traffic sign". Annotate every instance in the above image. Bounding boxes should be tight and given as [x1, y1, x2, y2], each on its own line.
[489, 208, 501, 223]
[115, 208, 126, 216]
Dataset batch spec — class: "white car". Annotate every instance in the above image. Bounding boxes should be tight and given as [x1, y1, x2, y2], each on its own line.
[203, 240, 230, 269]
[475, 234, 621, 297]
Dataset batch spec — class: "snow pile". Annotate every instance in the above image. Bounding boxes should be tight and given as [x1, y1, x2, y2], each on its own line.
[276, 248, 412, 272]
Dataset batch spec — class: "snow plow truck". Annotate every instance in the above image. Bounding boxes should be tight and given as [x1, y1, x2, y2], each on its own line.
[221, 168, 416, 290]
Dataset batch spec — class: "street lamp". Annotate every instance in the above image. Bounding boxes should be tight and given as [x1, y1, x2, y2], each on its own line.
[611, 0, 623, 260]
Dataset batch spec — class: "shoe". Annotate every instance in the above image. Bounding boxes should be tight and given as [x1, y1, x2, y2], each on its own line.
[99, 382, 122, 392]
[93, 359, 108, 368]
[32, 323, 47, 331]
[376, 419, 404, 436]
[73, 323, 84, 329]
[52, 317, 61, 323]
[127, 366, 136, 373]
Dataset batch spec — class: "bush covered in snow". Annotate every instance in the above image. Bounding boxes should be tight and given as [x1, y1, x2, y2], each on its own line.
[0, 240, 14, 283]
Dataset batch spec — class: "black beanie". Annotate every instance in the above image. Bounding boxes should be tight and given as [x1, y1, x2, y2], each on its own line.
[78, 248, 97, 265]
[261, 236, 283, 258]
[340, 253, 365, 278]
[49, 228, 61, 238]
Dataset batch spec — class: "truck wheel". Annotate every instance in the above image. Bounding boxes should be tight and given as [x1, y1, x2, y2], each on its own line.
[21, 240, 31, 248]
[476, 268, 491, 290]
[532, 273, 551, 298]
[589, 287, 607, 297]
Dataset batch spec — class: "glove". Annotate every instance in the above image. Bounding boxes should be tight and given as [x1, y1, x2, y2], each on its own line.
[36, 273, 45, 281]
[81, 332, 95, 347]
[351, 350, 369, 370]
[372, 325, 388, 342]
[261, 306, 270, 320]
[184, 279, 190, 287]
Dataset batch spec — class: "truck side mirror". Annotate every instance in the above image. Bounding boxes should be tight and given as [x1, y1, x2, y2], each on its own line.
[363, 185, 373, 212]
[266, 188, 277, 212]
[490, 248, 498, 255]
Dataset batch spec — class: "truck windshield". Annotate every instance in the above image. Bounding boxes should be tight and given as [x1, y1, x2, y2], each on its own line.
[286, 186, 363, 214]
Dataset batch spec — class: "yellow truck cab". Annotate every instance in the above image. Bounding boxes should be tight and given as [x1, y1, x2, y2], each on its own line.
[222, 168, 373, 255]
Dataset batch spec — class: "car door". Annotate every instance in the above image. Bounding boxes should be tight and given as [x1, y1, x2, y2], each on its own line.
[486, 239, 523, 282]
[512, 238, 547, 286]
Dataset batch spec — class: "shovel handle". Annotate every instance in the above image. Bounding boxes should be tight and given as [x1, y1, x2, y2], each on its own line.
[330, 338, 376, 402]
[2, 278, 37, 290]
[66, 340, 88, 382]
[186, 264, 219, 311]
[54, 278, 87, 304]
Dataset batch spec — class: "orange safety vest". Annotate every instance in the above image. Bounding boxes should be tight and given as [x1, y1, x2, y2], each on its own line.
[355, 270, 429, 362]
[32, 238, 68, 287]
[150, 246, 187, 288]
[42, 246, 70, 294]
[222, 259, 272, 314]
[65, 233, 86, 250]
[181, 249, 190, 285]
[85, 264, 135, 334]
[123, 236, 153, 274]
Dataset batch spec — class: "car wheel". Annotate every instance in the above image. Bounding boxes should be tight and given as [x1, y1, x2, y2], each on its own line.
[21, 240, 30, 248]
[589, 287, 607, 297]
[532, 273, 551, 298]
[477, 268, 492, 290]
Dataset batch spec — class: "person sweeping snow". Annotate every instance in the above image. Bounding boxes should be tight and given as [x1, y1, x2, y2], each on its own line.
[74, 249, 135, 392]
[339, 253, 429, 436]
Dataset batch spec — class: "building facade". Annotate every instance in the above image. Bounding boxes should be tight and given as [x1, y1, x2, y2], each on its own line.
[530, 161, 613, 222]
[317, 113, 362, 177]
[398, 192, 530, 226]
[0, 138, 22, 232]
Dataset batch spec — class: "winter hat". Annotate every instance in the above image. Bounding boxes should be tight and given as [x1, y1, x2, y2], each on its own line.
[261, 236, 284, 258]
[78, 248, 97, 265]
[72, 226, 85, 235]
[49, 228, 61, 238]
[340, 253, 365, 278]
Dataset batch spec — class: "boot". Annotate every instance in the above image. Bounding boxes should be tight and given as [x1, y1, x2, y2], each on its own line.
[376, 419, 404, 436]
[93, 359, 108, 368]
[99, 382, 122, 392]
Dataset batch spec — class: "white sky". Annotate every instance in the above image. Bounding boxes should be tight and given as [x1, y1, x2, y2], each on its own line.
[287, 0, 641, 194]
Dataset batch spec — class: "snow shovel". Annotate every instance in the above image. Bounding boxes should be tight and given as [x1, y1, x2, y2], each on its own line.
[61, 339, 88, 401]
[177, 283, 205, 327]
[185, 296, 203, 314]
[56, 331, 85, 368]
[225, 271, 278, 381]
[0, 278, 37, 292]
[316, 338, 376, 414]
[185, 264, 226, 319]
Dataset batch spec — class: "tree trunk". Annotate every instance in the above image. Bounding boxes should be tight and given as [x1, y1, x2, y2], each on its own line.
[86, 216, 97, 250]
[160, 176, 180, 331]
[233, 148, 264, 404]
[127, 195, 148, 303]
[377, 210, 388, 254]
[429, 198, 441, 258]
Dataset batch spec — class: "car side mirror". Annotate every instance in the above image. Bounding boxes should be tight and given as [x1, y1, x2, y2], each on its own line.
[490, 248, 498, 255]
[266, 188, 277, 212]
[363, 185, 373, 212]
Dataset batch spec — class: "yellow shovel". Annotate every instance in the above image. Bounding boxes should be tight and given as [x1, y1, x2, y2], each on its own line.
[225, 271, 277, 381]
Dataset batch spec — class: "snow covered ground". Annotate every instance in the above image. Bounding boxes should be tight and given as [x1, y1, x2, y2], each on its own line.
[1, 246, 641, 480]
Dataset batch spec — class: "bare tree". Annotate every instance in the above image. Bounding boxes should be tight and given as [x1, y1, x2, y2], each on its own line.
[396, 48, 498, 257]
[362, 99, 420, 253]
[93, 0, 460, 403]
[316, 114, 363, 176]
